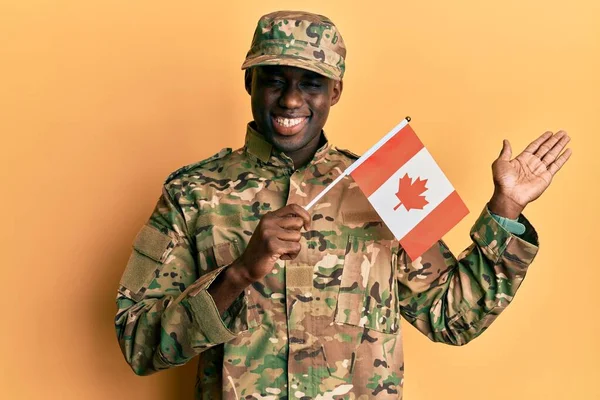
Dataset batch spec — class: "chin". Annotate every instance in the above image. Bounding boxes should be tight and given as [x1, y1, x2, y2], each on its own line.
[271, 136, 306, 153]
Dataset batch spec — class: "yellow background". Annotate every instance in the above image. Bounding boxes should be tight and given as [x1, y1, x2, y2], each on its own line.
[1, 0, 598, 399]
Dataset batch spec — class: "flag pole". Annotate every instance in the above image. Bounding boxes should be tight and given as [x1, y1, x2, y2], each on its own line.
[304, 116, 412, 211]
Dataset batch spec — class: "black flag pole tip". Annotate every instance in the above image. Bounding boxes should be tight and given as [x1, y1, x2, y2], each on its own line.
[405, 116, 411, 122]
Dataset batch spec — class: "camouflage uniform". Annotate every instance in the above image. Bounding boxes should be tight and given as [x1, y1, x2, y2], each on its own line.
[115, 10, 539, 399]
[115, 124, 539, 399]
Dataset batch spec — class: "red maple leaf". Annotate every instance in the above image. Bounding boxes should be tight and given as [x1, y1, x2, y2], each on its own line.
[393, 173, 429, 211]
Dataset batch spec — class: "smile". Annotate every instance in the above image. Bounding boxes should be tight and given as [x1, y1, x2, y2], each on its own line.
[271, 115, 309, 136]
[274, 116, 308, 127]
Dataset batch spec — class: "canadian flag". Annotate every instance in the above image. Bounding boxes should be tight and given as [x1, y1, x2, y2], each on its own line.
[347, 119, 469, 260]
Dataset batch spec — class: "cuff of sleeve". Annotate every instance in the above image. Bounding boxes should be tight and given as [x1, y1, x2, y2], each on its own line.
[184, 265, 257, 344]
[182, 266, 239, 344]
[187, 289, 238, 344]
[472, 207, 539, 262]
[515, 212, 539, 246]
[221, 292, 246, 328]
[470, 207, 516, 262]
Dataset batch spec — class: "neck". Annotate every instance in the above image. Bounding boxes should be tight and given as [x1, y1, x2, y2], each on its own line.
[286, 133, 324, 169]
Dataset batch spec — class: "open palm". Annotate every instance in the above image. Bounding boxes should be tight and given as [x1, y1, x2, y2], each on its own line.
[492, 131, 572, 208]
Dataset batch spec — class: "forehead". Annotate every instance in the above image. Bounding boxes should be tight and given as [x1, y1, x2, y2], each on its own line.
[256, 65, 327, 80]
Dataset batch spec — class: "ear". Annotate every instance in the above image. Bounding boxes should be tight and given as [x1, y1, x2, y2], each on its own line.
[330, 79, 343, 106]
[244, 69, 253, 95]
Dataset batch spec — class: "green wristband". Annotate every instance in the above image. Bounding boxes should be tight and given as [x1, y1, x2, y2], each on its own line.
[490, 212, 526, 235]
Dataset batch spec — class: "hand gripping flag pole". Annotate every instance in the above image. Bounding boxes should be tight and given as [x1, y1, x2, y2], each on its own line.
[303, 116, 469, 260]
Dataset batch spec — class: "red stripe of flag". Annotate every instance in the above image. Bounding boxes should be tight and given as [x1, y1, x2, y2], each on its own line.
[350, 124, 424, 198]
[400, 191, 469, 260]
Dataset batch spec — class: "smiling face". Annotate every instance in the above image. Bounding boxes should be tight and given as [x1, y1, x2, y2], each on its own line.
[245, 65, 343, 154]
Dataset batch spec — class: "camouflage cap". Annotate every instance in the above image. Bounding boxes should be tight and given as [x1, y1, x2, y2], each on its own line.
[241, 11, 347, 81]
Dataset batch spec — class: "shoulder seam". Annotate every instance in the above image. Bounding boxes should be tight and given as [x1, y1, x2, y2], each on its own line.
[164, 148, 233, 184]
[334, 146, 360, 160]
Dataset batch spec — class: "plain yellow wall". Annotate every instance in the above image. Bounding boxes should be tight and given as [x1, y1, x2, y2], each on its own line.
[1, 1, 599, 399]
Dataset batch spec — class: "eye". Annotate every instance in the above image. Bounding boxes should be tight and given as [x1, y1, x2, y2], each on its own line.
[302, 81, 323, 89]
[267, 78, 285, 86]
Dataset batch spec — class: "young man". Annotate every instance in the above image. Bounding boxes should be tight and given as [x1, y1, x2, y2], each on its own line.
[115, 10, 571, 399]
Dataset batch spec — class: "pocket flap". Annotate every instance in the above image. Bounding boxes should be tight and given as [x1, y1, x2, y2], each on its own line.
[342, 211, 381, 224]
[213, 241, 239, 267]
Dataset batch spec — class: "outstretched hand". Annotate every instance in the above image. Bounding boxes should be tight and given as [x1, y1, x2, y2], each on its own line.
[488, 130, 572, 219]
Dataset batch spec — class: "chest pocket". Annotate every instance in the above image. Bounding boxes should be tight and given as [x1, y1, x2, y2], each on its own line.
[197, 240, 241, 272]
[334, 234, 400, 334]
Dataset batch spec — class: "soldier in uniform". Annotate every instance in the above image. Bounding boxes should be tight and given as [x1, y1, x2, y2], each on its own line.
[115, 10, 571, 399]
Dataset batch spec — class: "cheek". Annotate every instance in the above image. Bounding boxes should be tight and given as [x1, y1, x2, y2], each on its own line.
[262, 93, 281, 112]
[251, 92, 274, 115]
[310, 98, 331, 119]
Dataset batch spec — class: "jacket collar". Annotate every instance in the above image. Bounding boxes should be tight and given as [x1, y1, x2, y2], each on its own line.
[244, 122, 331, 169]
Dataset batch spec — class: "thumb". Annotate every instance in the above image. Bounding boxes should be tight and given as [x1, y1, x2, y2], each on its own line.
[498, 139, 512, 161]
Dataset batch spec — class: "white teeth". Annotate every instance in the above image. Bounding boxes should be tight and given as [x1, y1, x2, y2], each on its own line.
[275, 117, 305, 128]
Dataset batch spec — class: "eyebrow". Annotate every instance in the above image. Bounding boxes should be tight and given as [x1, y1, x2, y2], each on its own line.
[259, 66, 326, 80]
[260, 66, 284, 74]
[302, 71, 326, 80]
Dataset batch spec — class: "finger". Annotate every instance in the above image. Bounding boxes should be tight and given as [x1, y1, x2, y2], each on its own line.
[276, 240, 301, 259]
[276, 228, 303, 242]
[498, 139, 512, 161]
[272, 204, 311, 230]
[262, 226, 300, 242]
[280, 253, 300, 261]
[541, 134, 571, 166]
[265, 237, 299, 255]
[522, 131, 553, 154]
[271, 206, 295, 218]
[288, 204, 311, 229]
[277, 216, 305, 230]
[548, 148, 572, 175]
[534, 131, 566, 158]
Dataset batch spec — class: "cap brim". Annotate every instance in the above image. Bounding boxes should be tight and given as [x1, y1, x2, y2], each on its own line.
[241, 55, 342, 81]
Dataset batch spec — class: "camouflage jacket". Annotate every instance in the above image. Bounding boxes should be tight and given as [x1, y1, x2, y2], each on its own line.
[115, 124, 539, 399]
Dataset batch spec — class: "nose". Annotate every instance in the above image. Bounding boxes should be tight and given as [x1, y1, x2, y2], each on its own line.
[279, 84, 303, 109]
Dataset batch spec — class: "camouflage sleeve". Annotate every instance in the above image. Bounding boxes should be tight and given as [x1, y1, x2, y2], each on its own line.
[114, 188, 253, 375]
[397, 206, 539, 346]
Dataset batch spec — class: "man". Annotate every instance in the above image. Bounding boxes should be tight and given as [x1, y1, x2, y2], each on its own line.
[115, 10, 571, 399]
